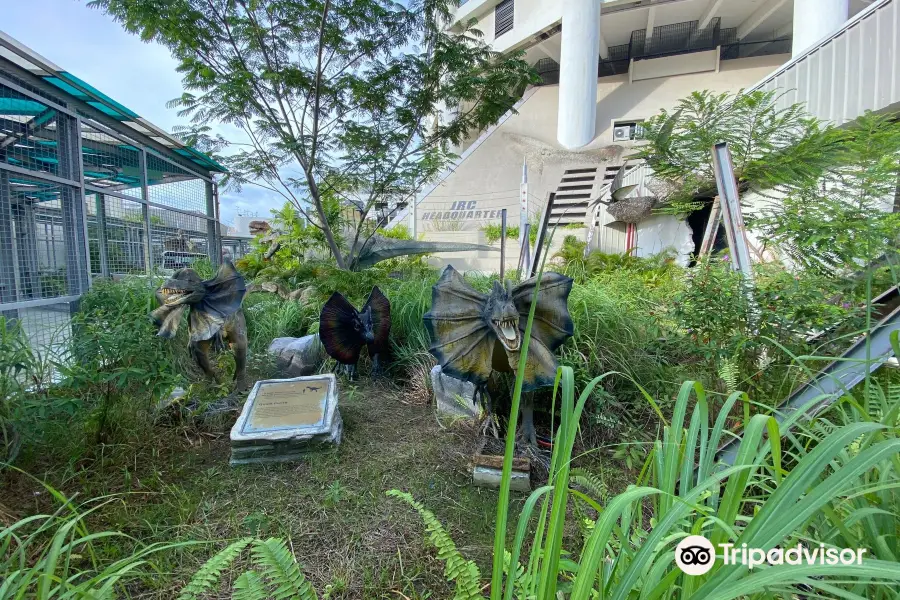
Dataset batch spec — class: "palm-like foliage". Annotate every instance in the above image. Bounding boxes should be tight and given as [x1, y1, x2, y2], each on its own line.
[397, 374, 900, 599]
[632, 90, 842, 213]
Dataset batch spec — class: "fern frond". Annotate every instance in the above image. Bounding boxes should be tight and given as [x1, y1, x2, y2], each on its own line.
[250, 538, 318, 600]
[387, 490, 484, 599]
[232, 570, 267, 600]
[503, 550, 534, 600]
[718, 358, 739, 394]
[569, 468, 607, 501]
[178, 537, 254, 600]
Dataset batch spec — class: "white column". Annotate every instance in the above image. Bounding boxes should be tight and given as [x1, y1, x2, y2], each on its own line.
[557, 0, 601, 150]
[792, 0, 849, 57]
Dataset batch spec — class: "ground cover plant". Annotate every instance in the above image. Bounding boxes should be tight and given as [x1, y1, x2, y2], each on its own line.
[3, 268, 897, 599]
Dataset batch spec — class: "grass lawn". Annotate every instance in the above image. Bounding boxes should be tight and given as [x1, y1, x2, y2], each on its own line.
[2, 379, 630, 598]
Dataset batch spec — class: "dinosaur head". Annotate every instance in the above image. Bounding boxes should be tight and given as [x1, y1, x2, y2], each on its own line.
[150, 261, 246, 341]
[424, 265, 574, 391]
[485, 280, 520, 352]
[358, 304, 377, 344]
[319, 287, 391, 365]
[157, 268, 206, 307]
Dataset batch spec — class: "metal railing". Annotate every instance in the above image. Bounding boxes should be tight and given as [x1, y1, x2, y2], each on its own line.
[747, 0, 899, 126]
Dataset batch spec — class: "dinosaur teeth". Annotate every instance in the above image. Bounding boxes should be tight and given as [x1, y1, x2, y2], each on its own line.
[499, 319, 518, 341]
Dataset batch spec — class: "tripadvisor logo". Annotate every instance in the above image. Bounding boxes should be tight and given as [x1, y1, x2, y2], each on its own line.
[675, 535, 868, 576]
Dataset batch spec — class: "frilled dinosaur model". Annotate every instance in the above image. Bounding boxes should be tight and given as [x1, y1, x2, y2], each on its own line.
[424, 265, 574, 445]
[319, 287, 391, 379]
[259, 230, 497, 271]
[150, 261, 249, 391]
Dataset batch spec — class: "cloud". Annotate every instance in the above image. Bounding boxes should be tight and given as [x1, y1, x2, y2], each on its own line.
[218, 185, 286, 226]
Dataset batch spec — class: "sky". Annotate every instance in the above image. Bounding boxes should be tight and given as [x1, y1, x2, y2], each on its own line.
[2, 0, 282, 226]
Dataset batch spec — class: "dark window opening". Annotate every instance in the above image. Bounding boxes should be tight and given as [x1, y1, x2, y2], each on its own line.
[686, 197, 727, 266]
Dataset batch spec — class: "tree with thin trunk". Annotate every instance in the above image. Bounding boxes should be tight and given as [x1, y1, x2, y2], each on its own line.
[92, 0, 537, 269]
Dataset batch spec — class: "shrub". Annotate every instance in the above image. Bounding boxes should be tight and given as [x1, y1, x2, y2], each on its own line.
[670, 257, 861, 397]
[62, 277, 185, 443]
[396, 372, 900, 599]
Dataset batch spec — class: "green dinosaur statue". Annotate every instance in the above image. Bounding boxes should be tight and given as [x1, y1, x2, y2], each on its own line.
[423, 265, 574, 445]
[348, 234, 497, 271]
[260, 228, 497, 271]
[150, 260, 249, 391]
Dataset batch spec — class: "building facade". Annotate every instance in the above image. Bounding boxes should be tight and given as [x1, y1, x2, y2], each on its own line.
[395, 0, 892, 271]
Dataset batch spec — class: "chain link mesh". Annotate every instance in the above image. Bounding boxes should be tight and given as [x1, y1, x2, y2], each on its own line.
[1, 76, 220, 360]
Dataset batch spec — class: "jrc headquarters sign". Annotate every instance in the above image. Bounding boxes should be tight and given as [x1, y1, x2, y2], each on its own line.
[420, 200, 508, 222]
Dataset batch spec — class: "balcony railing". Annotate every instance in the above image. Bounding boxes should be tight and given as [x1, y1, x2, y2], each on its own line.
[533, 18, 792, 85]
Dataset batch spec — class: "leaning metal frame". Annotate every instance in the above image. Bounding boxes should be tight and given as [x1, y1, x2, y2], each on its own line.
[0, 59, 222, 358]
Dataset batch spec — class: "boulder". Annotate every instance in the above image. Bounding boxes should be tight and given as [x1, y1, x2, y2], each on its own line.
[268, 335, 325, 377]
[606, 196, 657, 224]
[431, 365, 478, 419]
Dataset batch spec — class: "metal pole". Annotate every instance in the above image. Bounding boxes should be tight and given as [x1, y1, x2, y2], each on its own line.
[139, 148, 152, 272]
[517, 223, 531, 275]
[529, 192, 556, 277]
[205, 179, 219, 267]
[711, 143, 753, 280]
[57, 113, 90, 299]
[0, 169, 19, 322]
[410, 196, 418, 239]
[96, 193, 110, 277]
[519, 158, 528, 245]
[499, 208, 507, 279]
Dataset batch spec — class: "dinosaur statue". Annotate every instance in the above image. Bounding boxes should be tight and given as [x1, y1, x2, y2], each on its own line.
[151, 260, 249, 391]
[423, 265, 574, 445]
[258, 229, 496, 270]
[319, 286, 391, 379]
[348, 234, 497, 271]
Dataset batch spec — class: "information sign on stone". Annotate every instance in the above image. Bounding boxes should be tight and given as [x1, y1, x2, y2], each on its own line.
[230, 374, 342, 465]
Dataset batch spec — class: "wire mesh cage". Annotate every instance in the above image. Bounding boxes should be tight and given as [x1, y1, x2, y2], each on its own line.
[1, 67, 222, 363]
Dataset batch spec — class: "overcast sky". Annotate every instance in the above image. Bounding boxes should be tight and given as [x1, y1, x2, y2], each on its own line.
[2, 0, 282, 226]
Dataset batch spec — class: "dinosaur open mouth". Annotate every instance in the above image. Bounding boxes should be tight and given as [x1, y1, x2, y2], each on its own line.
[494, 318, 521, 352]
[161, 288, 192, 304]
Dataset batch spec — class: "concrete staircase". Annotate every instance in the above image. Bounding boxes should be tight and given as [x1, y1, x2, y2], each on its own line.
[549, 167, 603, 226]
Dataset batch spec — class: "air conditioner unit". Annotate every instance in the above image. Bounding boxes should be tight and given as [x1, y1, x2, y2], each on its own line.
[613, 125, 632, 142]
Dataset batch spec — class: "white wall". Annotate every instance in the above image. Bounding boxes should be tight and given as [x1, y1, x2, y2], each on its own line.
[415, 54, 788, 250]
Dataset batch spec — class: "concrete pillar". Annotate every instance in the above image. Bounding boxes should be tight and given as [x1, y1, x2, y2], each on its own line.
[557, 0, 601, 150]
[792, 0, 849, 57]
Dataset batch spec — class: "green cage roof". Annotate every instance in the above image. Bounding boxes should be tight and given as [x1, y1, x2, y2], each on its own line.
[0, 30, 227, 174]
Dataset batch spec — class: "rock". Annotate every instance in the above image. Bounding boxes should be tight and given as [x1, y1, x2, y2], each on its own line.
[473, 465, 531, 492]
[299, 286, 317, 304]
[606, 196, 657, 224]
[268, 335, 325, 377]
[431, 365, 478, 419]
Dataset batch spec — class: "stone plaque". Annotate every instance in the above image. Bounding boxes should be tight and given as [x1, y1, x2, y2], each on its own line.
[230, 374, 342, 465]
[243, 378, 329, 433]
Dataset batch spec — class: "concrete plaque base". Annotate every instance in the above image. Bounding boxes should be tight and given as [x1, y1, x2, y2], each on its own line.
[230, 374, 341, 466]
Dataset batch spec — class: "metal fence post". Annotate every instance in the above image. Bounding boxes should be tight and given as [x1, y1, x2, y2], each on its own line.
[57, 113, 90, 301]
[96, 193, 110, 277]
[139, 148, 152, 273]
[0, 169, 19, 322]
[206, 179, 220, 266]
